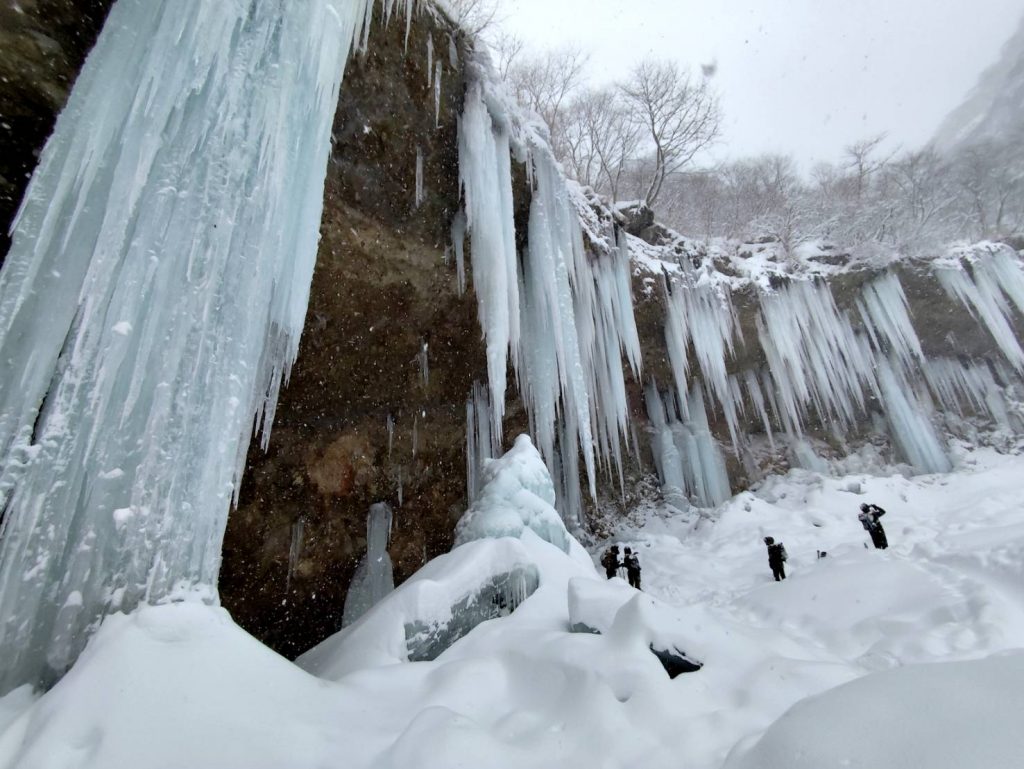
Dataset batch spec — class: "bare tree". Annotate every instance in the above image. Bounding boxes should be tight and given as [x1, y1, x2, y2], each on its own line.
[561, 87, 643, 200]
[491, 31, 525, 81]
[843, 134, 889, 202]
[446, 0, 501, 36]
[619, 60, 721, 206]
[506, 46, 589, 152]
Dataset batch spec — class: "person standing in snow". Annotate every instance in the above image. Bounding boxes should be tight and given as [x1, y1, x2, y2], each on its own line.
[764, 536, 787, 581]
[623, 547, 642, 590]
[858, 503, 888, 549]
[601, 545, 622, 579]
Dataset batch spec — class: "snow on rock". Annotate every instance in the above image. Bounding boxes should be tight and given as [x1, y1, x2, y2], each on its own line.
[724, 652, 1024, 769]
[455, 435, 570, 553]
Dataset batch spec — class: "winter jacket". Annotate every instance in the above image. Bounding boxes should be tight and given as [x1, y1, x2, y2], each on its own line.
[601, 551, 620, 572]
[624, 554, 641, 574]
[859, 505, 886, 530]
[767, 542, 787, 566]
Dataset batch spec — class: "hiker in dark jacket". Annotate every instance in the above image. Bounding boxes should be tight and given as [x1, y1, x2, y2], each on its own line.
[858, 503, 888, 549]
[600, 545, 622, 579]
[623, 547, 642, 590]
[764, 536, 787, 581]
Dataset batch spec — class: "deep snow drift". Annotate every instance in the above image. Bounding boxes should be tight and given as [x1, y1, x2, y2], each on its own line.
[2, 439, 1024, 768]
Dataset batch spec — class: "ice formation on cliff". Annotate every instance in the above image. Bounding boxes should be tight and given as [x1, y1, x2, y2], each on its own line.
[0, 0, 375, 693]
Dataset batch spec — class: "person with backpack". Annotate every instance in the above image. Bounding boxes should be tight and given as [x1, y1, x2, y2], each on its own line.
[623, 547, 642, 590]
[858, 503, 888, 549]
[600, 545, 622, 579]
[764, 536, 788, 581]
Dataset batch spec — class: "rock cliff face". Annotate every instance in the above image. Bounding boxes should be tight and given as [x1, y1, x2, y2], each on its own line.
[3, 1, 1023, 663]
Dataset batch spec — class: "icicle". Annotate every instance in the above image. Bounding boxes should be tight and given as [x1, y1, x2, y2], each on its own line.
[0, 0, 362, 693]
[757, 279, 877, 435]
[397, 466, 404, 508]
[412, 413, 419, 459]
[426, 33, 433, 89]
[877, 359, 952, 473]
[286, 519, 306, 593]
[434, 61, 443, 129]
[457, 82, 520, 433]
[387, 413, 395, 460]
[935, 247, 1024, 371]
[856, 272, 924, 374]
[414, 147, 425, 208]
[415, 339, 429, 388]
[451, 210, 467, 295]
[743, 369, 775, 448]
[466, 381, 500, 504]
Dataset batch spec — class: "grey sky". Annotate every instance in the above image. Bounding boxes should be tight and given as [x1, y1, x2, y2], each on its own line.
[498, 0, 1024, 168]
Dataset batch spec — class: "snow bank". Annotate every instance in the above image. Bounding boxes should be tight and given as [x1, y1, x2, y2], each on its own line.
[725, 652, 1024, 769]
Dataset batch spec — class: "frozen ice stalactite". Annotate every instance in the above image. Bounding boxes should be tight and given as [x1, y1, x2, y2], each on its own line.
[415, 339, 429, 388]
[857, 272, 925, 374]
[758, 279, 877, 436]
[455, 63, 643, 529]
[286, 519, 306, 594]
[457, 81, 520, 435]
[455, 435, 571, 553]
[924, 359, 1016, 431]
[342, 503, 395, 628]
[466, 380, 501, 504]
[0, 0, 361, 693]
[935, 245, 1024, 372]
[877, 360, 952, 473]
[663, 270, 741, 448]
[516, 147, 597, 514]
[414, 147, 425, 208]
[643, 383, 730, 508]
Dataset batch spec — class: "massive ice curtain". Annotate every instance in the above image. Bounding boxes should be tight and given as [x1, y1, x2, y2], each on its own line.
[0, 0, 374, 693]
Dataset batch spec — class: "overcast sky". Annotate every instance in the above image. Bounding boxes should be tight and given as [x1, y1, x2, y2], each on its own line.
[497, 0, 1024, 169]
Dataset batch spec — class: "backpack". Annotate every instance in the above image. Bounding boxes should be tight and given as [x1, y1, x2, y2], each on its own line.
[779, 544, 788, 562]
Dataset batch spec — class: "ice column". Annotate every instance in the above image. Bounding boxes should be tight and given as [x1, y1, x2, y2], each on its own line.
[342, 503, 395, 627]
[0, 0, 360, 693]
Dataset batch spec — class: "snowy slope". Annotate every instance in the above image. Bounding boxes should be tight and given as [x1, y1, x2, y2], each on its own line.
[2, 440, 1024, 768]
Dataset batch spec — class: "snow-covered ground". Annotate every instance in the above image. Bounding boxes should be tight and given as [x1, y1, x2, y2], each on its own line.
[2, 441, 1023, 768]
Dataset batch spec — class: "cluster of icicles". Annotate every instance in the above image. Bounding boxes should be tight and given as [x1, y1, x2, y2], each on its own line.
[647, 247, 1024, 507]
[0, 0, 436, 694]
[456, 65, 643, 530]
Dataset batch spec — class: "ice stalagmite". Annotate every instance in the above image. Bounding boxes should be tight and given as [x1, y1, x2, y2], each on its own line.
[342, 502, 395, 627]
[0, 0, 364, 693]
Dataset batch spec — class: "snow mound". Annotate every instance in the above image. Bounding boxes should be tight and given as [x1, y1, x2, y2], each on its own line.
[454, 434, 570, 552]
[725, 652, 1024, 769]
[0, 602, 341, 769]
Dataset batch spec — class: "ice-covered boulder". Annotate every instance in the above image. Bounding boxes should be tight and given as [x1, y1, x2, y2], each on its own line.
[567, 578, 703, 678]
[454, 435, 571, 553]
[298, 537, 544, 679]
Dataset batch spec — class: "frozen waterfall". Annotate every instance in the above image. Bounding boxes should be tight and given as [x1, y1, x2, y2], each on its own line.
[0, 0, 367, 693]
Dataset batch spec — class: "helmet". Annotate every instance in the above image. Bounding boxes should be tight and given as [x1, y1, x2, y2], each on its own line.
[860, 503, 869, 512]
[611, 545, 619, 551]
[624, 547, 632, 554]
[764, 536, 774, 545]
